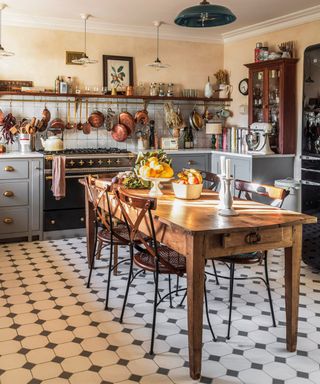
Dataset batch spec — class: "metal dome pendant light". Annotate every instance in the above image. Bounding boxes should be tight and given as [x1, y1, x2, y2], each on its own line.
[0, 3, 14, 57]
[175, 0, 236, 28]
[72, 14, 97, 65]
[146, 21, 169, 70]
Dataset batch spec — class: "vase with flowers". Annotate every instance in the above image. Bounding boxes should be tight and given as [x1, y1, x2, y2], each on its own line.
[214, 69, 232, 99]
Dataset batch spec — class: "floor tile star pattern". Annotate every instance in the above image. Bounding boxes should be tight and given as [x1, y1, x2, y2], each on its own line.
[0, 238, 319, 383]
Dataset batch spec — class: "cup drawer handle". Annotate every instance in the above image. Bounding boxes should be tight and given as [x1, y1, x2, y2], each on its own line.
[245, 232, 261, 245]
[3, 217, 14, 224]
[4, 166, 14, 172]
[3, 191, 14, 197]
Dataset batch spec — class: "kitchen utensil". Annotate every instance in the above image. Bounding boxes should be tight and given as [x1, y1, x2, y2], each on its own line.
[42, 106, 51, 123]
[105, 107, 115, 131]
[77, 99, 83, 130]
[40, 135, 64, 152]
[72, 100, 77, 129]
[82, 99, 91, 135]
[189, 108, 203, 131]
[88, 110, 105, 128]
[65, 100, 73, 130]
[119, 111, 135, 135]
[111, 123, 128, 142]
[50, 118, 65, 131]
[134, 109, 149, 125]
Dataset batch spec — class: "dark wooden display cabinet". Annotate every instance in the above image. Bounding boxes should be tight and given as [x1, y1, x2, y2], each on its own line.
[245, 58, 298, 154]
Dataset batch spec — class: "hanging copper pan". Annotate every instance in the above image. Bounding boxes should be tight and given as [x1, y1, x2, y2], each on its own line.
[119, 111, 135, 135]
[111, 123, 128, 142]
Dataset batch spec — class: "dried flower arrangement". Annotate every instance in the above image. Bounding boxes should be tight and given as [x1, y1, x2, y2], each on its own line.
[214, 69, 229, 85]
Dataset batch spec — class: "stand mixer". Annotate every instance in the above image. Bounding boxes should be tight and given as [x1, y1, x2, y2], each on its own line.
[246, 122, 275, 155]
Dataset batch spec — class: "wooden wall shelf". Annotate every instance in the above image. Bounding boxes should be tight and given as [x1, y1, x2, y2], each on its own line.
[0, 91, 232, 103]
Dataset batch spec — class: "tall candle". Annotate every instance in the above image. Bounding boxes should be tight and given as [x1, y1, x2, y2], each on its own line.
[226, 159, 231, 179]
[220, 156, 226, 175]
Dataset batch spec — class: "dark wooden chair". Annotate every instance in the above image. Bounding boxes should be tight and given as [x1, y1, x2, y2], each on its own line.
[115, 186, 216, 355]
[84, 176, 133, 310]
[199, 170, 220, 191]
[212, 180, 289, 339]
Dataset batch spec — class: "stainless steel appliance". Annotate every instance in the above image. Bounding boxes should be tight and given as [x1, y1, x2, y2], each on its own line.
[301, 43, 320, 269]
[246, 122, 275, 155]
[43, 148, 135, 239]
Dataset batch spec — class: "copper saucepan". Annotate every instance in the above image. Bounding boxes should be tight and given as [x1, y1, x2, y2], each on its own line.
[88, 110, 105, 128]
[111, 123, 128, 142]
[119, 111, 135, 135]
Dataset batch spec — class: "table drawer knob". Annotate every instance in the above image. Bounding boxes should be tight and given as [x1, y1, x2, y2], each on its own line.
[50, 220, 56, 225]
[4, 166, 14, 172]
[80, 217, 84, 222]
[3, 191, 14, 197]
[3, 217, 13, 224]
[245, 232, 261, 244]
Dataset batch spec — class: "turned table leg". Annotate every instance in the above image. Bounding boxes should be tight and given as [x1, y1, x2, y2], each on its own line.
[85, 188, 95, 268]
[285, 224, 302, 352]
[186, 233, 206, 380]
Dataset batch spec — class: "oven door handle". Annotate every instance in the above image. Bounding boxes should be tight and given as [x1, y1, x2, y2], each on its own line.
[301, 180, 320, 187]
[45, 174, 99, 181]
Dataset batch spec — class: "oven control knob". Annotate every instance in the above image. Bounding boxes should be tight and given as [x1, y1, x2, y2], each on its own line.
[107, 159, 112, 165]
[69, 160, 75, 166]
[116, 159, 121, 164]
[50, 220, 55, 225]
[98, 160, 103, 165]
[88, 160, 94, 166]
[79, 160, 84, 166]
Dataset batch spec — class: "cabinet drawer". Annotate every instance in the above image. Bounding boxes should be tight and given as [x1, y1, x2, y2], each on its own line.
[0, 160, 29, 180]
[0, 207, 29, 234]
[222, 227, 292, 249]
[0, 181, 29, 207]
[171, 154, 207, 174]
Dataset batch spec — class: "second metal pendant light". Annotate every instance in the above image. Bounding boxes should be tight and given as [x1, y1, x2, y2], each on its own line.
[146, 21, 169, 70]
[72, 14, 98, 65]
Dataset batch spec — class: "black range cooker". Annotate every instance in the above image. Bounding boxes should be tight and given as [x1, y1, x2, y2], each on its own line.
[43, 148, 135, 237]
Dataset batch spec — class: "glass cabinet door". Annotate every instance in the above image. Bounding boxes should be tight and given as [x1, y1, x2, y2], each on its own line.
[252, 70, 264, 122]
[268, 67, 280, 135]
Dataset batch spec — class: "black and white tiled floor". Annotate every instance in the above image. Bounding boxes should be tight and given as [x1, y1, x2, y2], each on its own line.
[0, 238, 320, 384]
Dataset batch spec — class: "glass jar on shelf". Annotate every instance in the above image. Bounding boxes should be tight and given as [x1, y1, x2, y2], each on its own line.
[149, 82, 158, 96]
[167, 83, 174, 97]
[158, 83, 165, 97]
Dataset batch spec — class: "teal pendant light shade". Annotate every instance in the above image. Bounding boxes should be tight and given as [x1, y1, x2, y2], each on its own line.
[175, 0, 236, 28]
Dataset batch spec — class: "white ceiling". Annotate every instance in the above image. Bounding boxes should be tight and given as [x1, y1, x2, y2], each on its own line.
[2, 0, 320, 42]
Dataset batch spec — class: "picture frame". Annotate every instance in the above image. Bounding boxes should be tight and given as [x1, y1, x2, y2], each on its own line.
[66, 51, 85, 65]
[103, 55, 133, 93]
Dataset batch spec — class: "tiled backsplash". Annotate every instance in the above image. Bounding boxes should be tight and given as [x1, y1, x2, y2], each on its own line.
[0, 96, 230, 152]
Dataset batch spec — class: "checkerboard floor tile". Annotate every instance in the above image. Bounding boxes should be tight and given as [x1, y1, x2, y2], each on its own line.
[0, 239, 319, 383]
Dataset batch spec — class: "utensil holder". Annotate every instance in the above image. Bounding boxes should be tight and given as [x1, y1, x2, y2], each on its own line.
[218, 176, 239, 216]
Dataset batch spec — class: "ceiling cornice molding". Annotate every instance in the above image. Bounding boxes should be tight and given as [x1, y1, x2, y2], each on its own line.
[223, 5, 320, 43]
[2, 12, 223, 44]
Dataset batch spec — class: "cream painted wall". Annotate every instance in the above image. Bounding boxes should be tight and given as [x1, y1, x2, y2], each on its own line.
[224, 20, 320, 159]
[0, 25, 223, 91]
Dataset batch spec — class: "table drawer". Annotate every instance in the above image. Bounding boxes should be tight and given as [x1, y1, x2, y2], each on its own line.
[0, 160, 29, 180]
[0, 207, 29, 234]
[222, 227, 292, 249]
[0, 181, 29, 207]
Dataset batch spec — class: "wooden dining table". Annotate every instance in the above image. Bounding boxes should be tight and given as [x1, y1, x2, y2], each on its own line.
[82, 179, 316, 380]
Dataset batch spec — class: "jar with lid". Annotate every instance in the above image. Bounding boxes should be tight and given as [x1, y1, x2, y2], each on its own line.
[158, 83, 165, 97]
[167, 83, 174, 97]
[254, 42, 262, 62]
[149, 82, 158, 96]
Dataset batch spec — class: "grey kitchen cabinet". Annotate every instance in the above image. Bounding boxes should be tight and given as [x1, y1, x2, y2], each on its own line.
[170, 153, 211, 174]
[211, 151, 294, 195]
[0, 155, 43, 241]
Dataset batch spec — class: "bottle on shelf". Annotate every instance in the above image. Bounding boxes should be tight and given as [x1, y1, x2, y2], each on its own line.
[66, 77, 73, 93]
[189, 126, 194, 149]
[55, 76, 60, 93]
[184, 126, 194, 149]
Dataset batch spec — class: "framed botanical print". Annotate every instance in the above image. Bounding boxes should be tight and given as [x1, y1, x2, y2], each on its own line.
[103, 55, 133, 93]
